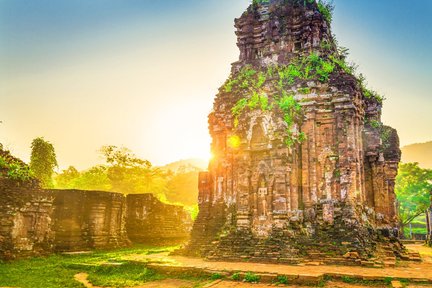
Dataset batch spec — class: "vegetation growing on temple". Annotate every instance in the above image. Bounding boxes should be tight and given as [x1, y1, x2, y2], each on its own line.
[0, 153, 34, 182]
[225, 53, 339, 146]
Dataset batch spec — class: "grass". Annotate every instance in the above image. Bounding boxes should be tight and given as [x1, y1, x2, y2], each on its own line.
[0, 255, 83, 288]
[0, 245, 181, 288]
[87, 263, 166, 287]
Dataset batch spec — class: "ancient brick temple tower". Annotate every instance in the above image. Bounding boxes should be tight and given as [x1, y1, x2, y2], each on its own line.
[183, 0, 404, 265]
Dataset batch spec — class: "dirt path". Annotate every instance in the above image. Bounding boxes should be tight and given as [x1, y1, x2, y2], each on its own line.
[74, 273, 197, 288]
[74, 245, 432, 288]
[74, 273, 95, 288]
[124, 244, 432, 284]
[207, 281, 388, 288]
[74, 274, 430, 288]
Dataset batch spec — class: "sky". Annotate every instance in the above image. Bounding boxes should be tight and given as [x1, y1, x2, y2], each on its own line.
[0, 0, 431, 170]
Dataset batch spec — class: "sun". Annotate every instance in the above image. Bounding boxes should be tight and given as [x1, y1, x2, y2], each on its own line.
[201, 150, 214, 163]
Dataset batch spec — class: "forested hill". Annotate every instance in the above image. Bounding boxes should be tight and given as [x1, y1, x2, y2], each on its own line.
[159, 158, 208, 173]
[401, 141, 432, 169]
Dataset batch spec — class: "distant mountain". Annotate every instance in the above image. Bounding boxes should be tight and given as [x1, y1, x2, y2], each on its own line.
[401, 141, 432, 169]
[159, 158, 208, 173]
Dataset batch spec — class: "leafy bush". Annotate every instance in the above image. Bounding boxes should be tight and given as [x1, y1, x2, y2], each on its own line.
[362, 87, 384, 103]
[244, 272, 260, 283]
[317, 0, 334, 24]
[0, 155, 34, 182]
[232, 98, 248, 119]
[0, 156, 8, 169]
[277, 93, 305, 147]
[231, 272, 241, 281]
[384, 277, 394, 285]
[277, 53, 335, 87]
[341, 276, 355, 283]
[7, 164, 34, 182]
[210, 273, 224, 280]
[223, 66, 258, 93]
[252, 0, 270, 6]
[276, 275, 289, 284]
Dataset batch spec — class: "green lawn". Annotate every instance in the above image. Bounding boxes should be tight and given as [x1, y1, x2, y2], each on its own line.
[0, 245, 185, 288]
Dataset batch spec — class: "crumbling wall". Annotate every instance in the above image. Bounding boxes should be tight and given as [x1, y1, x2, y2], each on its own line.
[0, 183, 130, 259]
[126, 194, 192, 244]
[51, 189, 130, 251]
[1, 166, 193, 260]
[0, 179, 54, 260]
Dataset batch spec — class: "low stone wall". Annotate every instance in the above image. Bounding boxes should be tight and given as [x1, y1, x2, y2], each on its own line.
[51, 189, 130, 251]
[126, 194, 192, 244]
[0, 181, 192, 260]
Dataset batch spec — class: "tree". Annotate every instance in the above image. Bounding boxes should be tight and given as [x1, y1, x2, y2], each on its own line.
[99, 145, 168, 198]
[54, 165, 111, 191]
[395, 162, 432, 235]
[166, 171, 199, 206]
[30, 137, 58, 188]
[71, 166, 111, 191]
[54, 166, 80, 189]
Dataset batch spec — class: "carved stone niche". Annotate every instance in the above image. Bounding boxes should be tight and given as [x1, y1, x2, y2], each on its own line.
[250, 121, 269, 151]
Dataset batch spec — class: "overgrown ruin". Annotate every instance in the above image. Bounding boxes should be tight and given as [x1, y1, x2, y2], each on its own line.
[183, 0, 409, 266]
[0, 148, 192, 260]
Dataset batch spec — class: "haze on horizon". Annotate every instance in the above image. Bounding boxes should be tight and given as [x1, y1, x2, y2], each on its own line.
[1, 0, 431, 170]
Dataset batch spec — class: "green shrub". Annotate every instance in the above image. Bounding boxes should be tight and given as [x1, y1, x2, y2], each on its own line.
[0, 156, 7, 169]
[232, 98, 248, 118]
[368, 120, 381, 129]
[341, 276, 355, 283]
[7, 164, 34, 181]
[256, 72, 267, 88]
[276, 275, 289, 284]
[210, 273, 224, 280]
[384, 277, 394, 285]
[0, 155, 34, 182]
[231, 272, 241, 281]
[244, 272, 260, 283]
[317, 0, 334, 24]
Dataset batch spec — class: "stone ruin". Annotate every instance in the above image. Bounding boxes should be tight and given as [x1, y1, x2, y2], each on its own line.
[182, 0, 410, 266]
[0, 149, 192, 260]
[127, 194, 193, 245]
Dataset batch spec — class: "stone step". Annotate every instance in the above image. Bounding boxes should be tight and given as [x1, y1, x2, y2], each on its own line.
[383, 261, 396, 268]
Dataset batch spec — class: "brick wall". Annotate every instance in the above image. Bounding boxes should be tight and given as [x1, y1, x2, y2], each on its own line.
[51, 189, 130, 251]
[126, 194, 192, 244]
